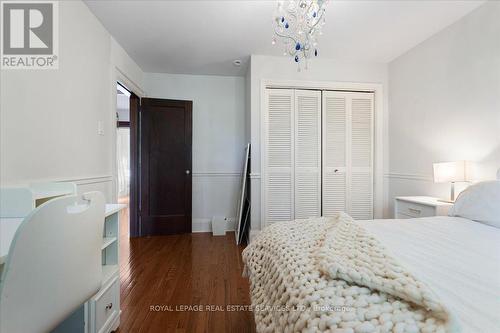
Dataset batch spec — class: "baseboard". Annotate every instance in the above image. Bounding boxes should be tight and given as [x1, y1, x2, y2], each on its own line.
[249, 229, 260, 242]
[192, 217, 236, 233]
[192, 172, 241, 178]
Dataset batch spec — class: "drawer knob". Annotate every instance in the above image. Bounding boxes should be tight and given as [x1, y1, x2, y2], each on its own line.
[106, 303, 113, 310]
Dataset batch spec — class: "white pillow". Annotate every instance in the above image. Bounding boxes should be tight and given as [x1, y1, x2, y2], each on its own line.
[448, 180, 500, 228]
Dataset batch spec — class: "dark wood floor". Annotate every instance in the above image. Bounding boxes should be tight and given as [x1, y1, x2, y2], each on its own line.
[116, 199, 256, 333]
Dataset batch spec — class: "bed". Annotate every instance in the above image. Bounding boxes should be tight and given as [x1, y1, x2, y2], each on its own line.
[359, 217, 500, 332]
[243, 177, 500, 333]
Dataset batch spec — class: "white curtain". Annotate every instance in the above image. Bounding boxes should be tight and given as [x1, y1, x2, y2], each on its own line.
[117, 128, 130, 197]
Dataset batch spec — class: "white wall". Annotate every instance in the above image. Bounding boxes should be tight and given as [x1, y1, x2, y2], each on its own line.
[388, 1, 500, 215]
[248, 55, 389, 232]
[144, 73, 246, 232]
[0, 1, 144, 201]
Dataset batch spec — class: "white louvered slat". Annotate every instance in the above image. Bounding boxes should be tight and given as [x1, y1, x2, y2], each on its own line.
[264, 89, 294, 224]
[268, 94, 292, 168]
[322, 171, 346, 216]
[294, 90, 321, 219]
[267, 173, 293, 222]
[325, 96, 346, 167]
[351, 98, 372, 168]
[322, 91, 347, 217]
[350, 171, 373, 219]
[349, 93, 374, 219]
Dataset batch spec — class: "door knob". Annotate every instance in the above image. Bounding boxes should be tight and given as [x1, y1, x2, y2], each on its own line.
[185, 170, 191, 175]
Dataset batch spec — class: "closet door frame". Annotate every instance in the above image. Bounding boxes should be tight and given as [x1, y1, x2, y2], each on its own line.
[261, 80, 384, 228]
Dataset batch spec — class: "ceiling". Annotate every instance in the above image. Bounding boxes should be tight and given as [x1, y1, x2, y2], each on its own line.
[85, 0, 484, 76]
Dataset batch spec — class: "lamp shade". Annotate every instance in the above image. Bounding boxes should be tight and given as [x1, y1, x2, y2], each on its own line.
[433, 161, 472, 183]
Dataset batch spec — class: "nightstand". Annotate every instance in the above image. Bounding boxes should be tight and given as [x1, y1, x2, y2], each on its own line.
[394, 196, 453, 219]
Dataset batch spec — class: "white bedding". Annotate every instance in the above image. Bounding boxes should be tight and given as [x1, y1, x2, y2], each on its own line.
[358, 216, 500, 333]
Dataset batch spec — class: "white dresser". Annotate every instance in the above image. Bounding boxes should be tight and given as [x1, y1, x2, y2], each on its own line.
[394, 196, 453, 219]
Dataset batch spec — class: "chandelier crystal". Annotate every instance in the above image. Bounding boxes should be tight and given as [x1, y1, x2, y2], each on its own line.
[272, 0, 328, 70]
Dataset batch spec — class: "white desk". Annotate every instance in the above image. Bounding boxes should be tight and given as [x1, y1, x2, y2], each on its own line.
[105, 204, 126, 217]
[0, 204, 126, 265]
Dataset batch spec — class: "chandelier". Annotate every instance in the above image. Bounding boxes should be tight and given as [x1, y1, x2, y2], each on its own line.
[272, 0, 328, 70]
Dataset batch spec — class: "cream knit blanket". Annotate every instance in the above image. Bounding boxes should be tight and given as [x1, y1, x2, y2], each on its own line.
[242, 213, 458, 333]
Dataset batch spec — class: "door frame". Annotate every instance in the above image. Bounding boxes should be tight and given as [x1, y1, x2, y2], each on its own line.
[259, 79, 385, 228]
[113, 68, 144, 238]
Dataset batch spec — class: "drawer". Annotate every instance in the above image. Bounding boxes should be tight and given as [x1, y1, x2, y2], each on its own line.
[396, 200, 435, 218]
[92, 276, 119, 333]
[395, 212, 415, 219]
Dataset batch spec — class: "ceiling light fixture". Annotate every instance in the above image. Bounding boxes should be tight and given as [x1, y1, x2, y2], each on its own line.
[272, 0, 328, 70]
[233, 59, 242, 67]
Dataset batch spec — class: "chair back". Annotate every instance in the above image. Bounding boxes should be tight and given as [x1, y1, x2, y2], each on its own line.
[0, 191, 105, 333]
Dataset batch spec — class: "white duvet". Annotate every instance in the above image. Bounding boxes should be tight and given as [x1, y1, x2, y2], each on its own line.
[358, 217, 500, 333]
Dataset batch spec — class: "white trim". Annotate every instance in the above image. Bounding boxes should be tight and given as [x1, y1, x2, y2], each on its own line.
[260, 79, 385, 227]
[192, 217, 236, 233]
[249, 229, 261, 243]
[385, 172, 434, 182]
[1, 175, 113, 187]
[60, 175, 113, 186]
[249, 173, 261, 179]
[111, 68, 144, 202]
[115, 67, 145, 98]
[192, 172, 241, 178]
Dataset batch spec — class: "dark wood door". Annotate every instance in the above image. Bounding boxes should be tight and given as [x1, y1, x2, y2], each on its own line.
[140, 98, 192, 235]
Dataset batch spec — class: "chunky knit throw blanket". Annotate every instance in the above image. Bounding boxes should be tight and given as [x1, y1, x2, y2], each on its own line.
[242, 213, 458, 333]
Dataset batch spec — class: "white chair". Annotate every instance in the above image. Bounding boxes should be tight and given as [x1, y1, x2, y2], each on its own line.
[0, 191, 105, 333]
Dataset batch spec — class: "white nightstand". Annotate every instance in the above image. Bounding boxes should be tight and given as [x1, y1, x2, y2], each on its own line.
[394, 196, 453, 219]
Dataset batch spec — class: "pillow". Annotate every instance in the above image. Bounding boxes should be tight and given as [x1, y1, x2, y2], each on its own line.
[448, 180, 500, 228]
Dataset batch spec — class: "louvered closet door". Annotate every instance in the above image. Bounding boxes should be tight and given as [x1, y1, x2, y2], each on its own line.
[322, 91, 374, 219]
[294, 90, 321, 219]
[322, 91, 347, 216]
[264, 89, 294, 225]
[350, 93, 374, 219]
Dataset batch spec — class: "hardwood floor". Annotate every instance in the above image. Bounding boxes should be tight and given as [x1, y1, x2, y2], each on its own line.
[116, 199, 256, 333]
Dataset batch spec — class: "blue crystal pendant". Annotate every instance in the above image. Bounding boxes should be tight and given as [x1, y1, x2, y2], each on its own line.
[295, 55, 299, 62]
[295, 43, 301, 51]
[281, 17, 285, 23]
[313, 11, 317, 18]
[314, 49, 318, 57]
[285, 22, 289, 29]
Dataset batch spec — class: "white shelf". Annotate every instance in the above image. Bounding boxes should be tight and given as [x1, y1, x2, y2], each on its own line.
[102, 264, 119, 285]
[105, 204, 127, 217]
[101, 237, 117, 250]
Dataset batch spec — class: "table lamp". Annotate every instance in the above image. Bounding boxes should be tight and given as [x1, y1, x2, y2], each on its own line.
[433, 161, 472, 202]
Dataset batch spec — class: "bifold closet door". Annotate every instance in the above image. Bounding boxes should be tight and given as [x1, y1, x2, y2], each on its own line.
[322, 92, 347, 216]
[350, 92, 374, 219]
[322, 91, 374, 219]
[294, 90, 321, 219]
[264, 89, 294, 225]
